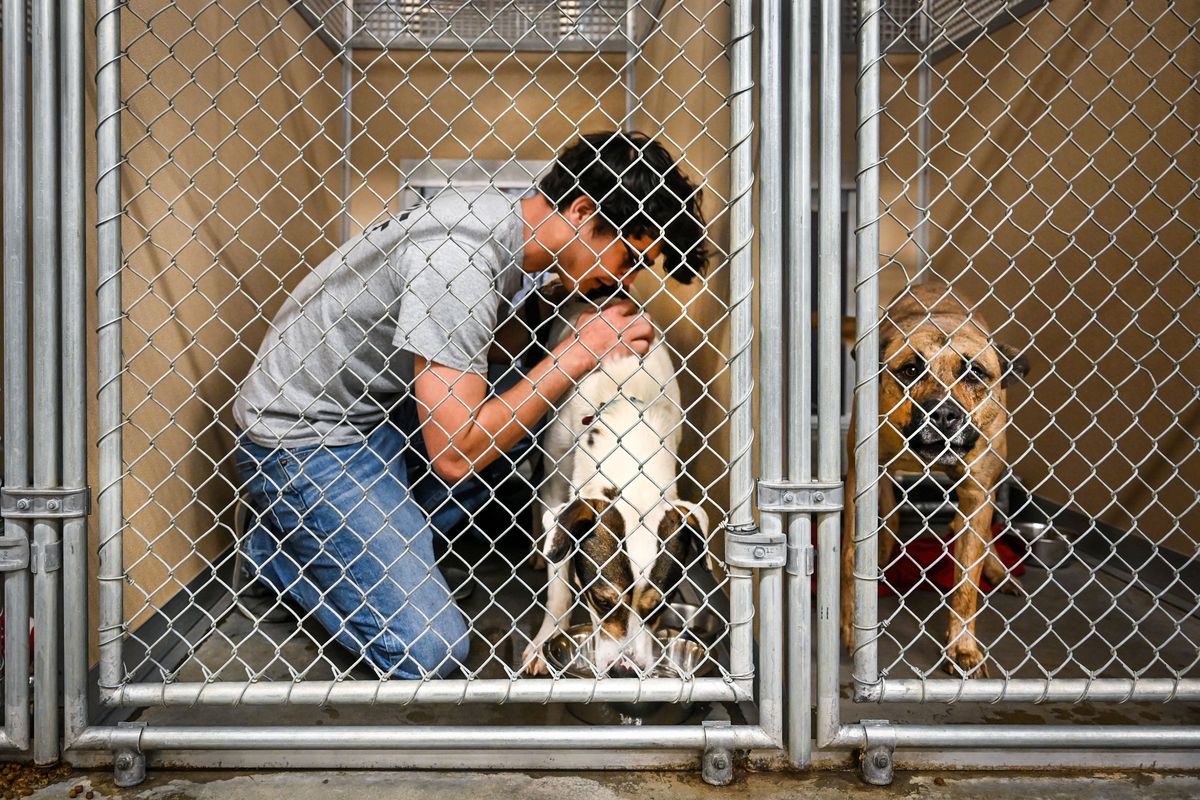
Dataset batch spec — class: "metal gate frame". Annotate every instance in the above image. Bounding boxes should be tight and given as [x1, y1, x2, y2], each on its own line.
[0, 0, 88, 765]
[0, 0, 33, 762]
[52, 0, 791, 776]
[801, 0, 1200, 778]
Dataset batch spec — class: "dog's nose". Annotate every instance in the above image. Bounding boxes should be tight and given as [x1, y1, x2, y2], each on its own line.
[926, 400, 965, 433]
[609, 661, 638, 679]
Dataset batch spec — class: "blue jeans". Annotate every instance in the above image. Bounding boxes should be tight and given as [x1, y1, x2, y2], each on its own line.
[234, 417, 528, 679]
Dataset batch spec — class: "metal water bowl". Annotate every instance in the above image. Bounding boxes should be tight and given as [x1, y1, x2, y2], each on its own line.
[1010, 521, 1076, 570]
[544, 605, 721, 725]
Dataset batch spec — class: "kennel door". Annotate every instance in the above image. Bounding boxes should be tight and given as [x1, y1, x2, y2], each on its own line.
[90, 0, 765, 731]
[843, 0, 1200, 710]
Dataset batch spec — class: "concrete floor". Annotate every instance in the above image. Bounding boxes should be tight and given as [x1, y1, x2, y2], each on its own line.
[19, 769, 1200, 800]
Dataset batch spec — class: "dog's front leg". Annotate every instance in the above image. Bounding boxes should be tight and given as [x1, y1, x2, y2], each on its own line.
[944, 476, 995, 678]
[879, 472, 900, 571]
[521, 561, 573, 675]
[840, 420, 858, 653]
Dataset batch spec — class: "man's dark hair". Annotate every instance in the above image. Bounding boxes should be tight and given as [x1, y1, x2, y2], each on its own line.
[538, 131, 709, 284]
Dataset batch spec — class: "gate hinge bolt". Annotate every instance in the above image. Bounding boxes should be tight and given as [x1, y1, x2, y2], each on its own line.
[859, 719, 896, 787]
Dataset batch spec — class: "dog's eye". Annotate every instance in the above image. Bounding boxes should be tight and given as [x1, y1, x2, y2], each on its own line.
[895, 362, 922, 382]
[965, 364, 991, 384]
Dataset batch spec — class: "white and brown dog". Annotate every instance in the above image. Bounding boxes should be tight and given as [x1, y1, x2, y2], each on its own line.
[521, 297, 709, 677]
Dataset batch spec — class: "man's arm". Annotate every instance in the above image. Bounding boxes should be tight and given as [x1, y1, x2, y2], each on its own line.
[413, 302, 653, 483]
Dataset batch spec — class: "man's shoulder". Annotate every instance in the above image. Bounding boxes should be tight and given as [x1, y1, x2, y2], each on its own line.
[409, 188, 518, 241]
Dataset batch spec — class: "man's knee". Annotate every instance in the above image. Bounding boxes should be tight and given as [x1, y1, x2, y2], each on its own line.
[370, 608, 470, 678]
[407, 620, 470, 677]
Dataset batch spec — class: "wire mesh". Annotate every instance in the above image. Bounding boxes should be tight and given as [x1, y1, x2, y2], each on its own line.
[106, 0, 750, 703]
[850, 0, 1200, 697]
[298, 0, 638, 51]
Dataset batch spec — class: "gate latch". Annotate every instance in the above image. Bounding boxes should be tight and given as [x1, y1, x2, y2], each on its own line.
[1, 487, 91, 520]
[0, 534, 29, 572]
[724, 525, 786, 569]
[756, 480, 844, 513]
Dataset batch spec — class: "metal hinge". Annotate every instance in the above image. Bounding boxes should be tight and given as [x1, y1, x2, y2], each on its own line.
[0, 487, 91, 520]
[0, 535, 29, 572]
[724, 525, 786, 569]
[859, 719, 896, 786]
[701, 720, 736, 786]
[786, 543, 815, 577]
[30, 541, 62, 573]
[114, 721, 148, 788]
[756, 480, 844, 513]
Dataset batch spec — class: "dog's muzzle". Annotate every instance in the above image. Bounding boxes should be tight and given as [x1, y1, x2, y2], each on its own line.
[903, 398, 979, 464]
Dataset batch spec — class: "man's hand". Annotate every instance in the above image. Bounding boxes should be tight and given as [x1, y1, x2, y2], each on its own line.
[558, 300, 655, 373]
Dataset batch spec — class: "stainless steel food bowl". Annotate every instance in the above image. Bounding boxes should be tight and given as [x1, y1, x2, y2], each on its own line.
[653, 602, 722, 644]
[544, 623, 718, 725]
[544, 624, 715, 679]
[1010, 520, 1075, 569]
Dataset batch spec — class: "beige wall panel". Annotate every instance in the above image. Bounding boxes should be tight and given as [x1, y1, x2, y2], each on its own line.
[346, 49, 628, 229]
[116, 0, 344, 630]
[901, 0, 1199, 552]
[636, 0, 735, 537]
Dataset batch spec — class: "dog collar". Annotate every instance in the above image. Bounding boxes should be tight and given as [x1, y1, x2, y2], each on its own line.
[582, 396, 647, 426]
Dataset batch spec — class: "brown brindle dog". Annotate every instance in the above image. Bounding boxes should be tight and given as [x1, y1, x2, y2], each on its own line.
[840, 282, 1030, 677]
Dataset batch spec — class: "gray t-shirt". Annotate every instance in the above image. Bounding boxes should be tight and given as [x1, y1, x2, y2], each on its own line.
[234, 189, 526, 447]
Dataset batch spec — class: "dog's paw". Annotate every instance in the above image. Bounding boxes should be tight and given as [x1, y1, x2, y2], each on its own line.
[943, 643, 990, 679]
[520, 642, 550, 676]
[840, 617, 856, 656]
[994, 575, 1026, 596]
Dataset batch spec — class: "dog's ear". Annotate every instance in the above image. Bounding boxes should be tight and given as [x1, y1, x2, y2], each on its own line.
[996, 342, 1031, 387]
[541, 498, 597, 563]
[671, 500, 712, 563]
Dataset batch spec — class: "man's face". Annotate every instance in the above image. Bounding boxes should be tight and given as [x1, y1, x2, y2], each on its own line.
[555, 216, 663, 295]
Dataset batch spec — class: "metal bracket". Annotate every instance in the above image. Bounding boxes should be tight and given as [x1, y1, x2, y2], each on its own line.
[30, 541, 63, 574]
[756, 480, 844, 514]
[701, 720, 735, 786]
[1, 487, 91, 519]
[724, 525, 786, 569]
[113, 722, 147, 788]
[858, 719, 896, 786]
[0, 535, 29, 572]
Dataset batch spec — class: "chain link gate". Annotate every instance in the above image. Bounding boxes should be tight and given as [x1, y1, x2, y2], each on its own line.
[807, 0, 1200, 781]
[52, 0, 793, 778]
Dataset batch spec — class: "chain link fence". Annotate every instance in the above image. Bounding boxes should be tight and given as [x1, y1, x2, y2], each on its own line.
[848, 0, 1200, 702]
[96, 0, 762, 712]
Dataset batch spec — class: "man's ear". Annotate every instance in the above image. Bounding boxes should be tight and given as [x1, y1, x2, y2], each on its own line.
[997, 342, 1031, 387]
[541, 498, 598, 563]
[564, 194, 597, 228]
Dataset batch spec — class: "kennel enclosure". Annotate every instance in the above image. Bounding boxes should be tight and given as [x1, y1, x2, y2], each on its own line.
[0, 0, 1196, 782]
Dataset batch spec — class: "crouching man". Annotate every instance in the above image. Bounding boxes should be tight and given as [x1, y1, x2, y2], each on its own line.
[232, 131, 708, 678]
